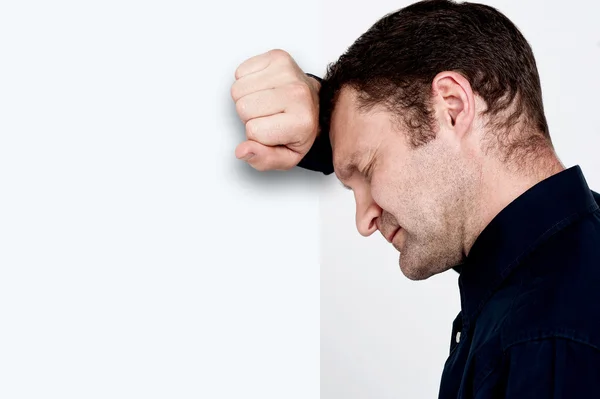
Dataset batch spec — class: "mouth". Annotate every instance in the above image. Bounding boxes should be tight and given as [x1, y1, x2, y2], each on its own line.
[386, 227, 401, 243]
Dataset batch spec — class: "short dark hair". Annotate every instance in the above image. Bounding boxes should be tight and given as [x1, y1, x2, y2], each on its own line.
[320, 0, 554, 163]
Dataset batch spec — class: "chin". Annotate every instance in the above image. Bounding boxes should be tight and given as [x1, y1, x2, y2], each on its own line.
[398, 252, 438, 281]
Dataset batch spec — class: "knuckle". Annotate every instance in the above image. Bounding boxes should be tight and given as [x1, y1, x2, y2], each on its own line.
[298, 113, 317, 135]
[234, 55, 256, 80]
[235, 98, 249, 121]
[288, 82, 311, 99]
[234, 65, 242, 80]
[278, 69, 295, 84]
[230, 82, 241, 101]
[269, 48, 291, 61]
[245, 119, 259, 139]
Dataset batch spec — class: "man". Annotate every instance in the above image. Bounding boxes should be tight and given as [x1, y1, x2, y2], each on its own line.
[230, 0, 600, 397]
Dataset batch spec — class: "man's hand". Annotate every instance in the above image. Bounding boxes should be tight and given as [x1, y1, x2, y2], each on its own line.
[231, 49, 321, 171]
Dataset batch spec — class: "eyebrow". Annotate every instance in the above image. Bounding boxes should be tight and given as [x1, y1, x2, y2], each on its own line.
[335, 150, 361, 190]
[334, 166, 354, 190]
[338, 164, 355, 181]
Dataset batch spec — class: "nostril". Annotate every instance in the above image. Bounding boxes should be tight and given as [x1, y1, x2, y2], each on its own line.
[369, 219, 376, 230]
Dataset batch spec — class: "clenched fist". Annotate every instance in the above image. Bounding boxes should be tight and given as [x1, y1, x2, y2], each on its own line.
[231, 49, 321, 171]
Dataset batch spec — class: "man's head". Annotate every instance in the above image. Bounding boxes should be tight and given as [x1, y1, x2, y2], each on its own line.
[321, 0, 561, 280]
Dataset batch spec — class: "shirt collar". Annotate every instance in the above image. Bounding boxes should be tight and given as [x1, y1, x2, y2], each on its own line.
[457, 165, 599, 329]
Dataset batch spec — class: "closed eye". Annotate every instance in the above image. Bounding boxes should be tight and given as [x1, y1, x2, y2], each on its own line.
[363, 161, 375, 183]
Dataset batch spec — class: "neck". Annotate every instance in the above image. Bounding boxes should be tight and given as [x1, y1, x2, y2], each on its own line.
[462, 150, 565, 258]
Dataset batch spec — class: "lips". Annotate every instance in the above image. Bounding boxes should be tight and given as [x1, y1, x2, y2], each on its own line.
[386, 227, 401, 243]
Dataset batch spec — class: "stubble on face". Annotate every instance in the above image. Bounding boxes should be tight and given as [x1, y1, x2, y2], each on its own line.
[391, 136, 478, 281]
[330, 86, 480, 281]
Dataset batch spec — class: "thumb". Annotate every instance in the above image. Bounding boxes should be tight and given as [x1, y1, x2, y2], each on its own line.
[235, 140, 303, 171]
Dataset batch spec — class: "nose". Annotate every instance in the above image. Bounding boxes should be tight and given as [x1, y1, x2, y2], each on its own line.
[354, 188, 382, 237]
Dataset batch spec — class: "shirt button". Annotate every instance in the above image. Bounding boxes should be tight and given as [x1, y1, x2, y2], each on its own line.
[455, 331, 461, 343]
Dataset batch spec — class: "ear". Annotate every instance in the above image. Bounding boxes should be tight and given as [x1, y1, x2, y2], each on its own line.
[431, 71, 475, 139]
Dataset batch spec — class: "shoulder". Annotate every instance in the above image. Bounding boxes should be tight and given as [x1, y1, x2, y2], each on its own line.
[500, 212, 600, 352]
[499, 273, 600, 354]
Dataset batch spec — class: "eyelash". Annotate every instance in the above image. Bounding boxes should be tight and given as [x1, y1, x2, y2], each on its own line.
[363, 162, 374, 183]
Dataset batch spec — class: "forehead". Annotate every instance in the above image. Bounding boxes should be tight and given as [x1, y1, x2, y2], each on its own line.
[330, 88, 365, 170]
[330, 87, 394, 177]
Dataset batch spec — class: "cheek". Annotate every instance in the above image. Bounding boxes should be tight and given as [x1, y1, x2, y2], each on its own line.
[371, 171, 418, 227]
[370, 176, 398, 214]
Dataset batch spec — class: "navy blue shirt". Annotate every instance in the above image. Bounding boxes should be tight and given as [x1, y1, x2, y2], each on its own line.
[439, 165, 600, 398]
[299, 77, 600, 397]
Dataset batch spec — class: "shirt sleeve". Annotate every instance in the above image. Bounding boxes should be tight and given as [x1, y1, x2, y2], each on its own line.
[296, 73, 334, 175]
[296, 126, 333, 175]
[500, 337, 600, 398]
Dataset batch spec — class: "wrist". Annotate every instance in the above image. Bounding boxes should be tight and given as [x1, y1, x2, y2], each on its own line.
[305, 73, 322, 92]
